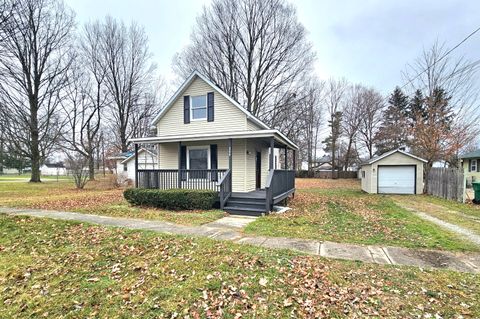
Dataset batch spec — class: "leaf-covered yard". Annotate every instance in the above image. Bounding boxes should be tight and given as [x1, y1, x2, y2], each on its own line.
[245, 179, 479, 252]
[0, 215, 478, 318]
[0, 179, 225, 226]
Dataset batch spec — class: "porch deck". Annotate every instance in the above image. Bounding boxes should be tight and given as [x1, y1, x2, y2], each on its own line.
[136, 169, 295, 216]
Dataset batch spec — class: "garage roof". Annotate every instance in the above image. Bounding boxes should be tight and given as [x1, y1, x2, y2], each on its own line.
[362, 149, 427, 166]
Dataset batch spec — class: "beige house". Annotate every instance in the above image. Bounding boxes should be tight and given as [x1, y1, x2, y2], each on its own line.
[460, 149, 480, 186]
[360, 149, 426, 194]
[130, 71, 298, 215]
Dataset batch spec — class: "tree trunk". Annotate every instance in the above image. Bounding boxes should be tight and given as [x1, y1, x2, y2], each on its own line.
[30, 107, 41, 183]
[331, 141, 336, 180]
[88, 154, 95, 181]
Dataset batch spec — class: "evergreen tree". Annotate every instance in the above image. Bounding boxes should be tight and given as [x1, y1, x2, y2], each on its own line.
[374, 87, 409, 154]
[407, 89, 426, 124]
[322, 111, 342, 173]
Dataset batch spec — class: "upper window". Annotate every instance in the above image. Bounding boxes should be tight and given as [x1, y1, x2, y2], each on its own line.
[362, 170, 366, 178]
[471, 159, 477, 172]
[191, 95, 207, 120]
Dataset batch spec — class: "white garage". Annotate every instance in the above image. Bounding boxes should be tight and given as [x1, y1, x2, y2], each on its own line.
[361, 149, 427, 194]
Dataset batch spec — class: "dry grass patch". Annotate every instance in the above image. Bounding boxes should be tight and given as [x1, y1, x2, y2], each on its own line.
[0, 215, 478, 318]
[245, 180, 479, 251]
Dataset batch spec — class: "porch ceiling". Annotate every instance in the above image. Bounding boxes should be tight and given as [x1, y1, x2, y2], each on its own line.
[129, 129, 298, 150]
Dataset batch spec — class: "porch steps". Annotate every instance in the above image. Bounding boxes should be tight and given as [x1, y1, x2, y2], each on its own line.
[224, 195, 267, 216]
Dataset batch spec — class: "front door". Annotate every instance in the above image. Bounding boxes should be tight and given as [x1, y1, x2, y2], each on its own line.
[255, 151, 261, 189]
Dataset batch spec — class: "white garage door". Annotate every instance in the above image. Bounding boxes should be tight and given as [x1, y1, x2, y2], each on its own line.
[378, 166, 415, 194]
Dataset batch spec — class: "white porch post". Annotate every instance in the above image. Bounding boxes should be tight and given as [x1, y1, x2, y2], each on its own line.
[269, 137, 274, 170]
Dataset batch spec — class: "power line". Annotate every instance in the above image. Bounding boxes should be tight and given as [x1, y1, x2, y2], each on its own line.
[400, 26, 480, 91]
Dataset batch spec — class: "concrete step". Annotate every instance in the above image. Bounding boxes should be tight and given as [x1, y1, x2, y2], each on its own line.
[224, 206, 265, 217]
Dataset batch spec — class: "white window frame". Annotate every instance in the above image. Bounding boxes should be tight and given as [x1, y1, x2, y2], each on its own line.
[190, 95, 208, 121]
[186, 145, 210, 170]
[471, 159, 477, 172]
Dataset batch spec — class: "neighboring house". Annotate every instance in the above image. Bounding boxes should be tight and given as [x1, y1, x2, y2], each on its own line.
[110, 149, 158, 182]
[460, 149, 480, 186]
[129, 71, 298, 215]
[360, 149, 427, 194]
[40, 162, 67, 176]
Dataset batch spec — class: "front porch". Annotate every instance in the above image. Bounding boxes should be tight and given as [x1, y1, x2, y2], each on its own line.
[130, 130, 298, 215]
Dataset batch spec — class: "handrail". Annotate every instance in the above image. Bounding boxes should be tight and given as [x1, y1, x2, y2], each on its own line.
[216, 169, 231, 187]
[137, 169, 228, 191]
[218, 169, 232, 209]
[265, 169, 296, 212]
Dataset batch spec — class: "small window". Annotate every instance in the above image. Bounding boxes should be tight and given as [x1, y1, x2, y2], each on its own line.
[191, 95, 207, 120]
[362, 170, 366, 178]
[471, 159, 478, 172]
[123, 164, 128, 172]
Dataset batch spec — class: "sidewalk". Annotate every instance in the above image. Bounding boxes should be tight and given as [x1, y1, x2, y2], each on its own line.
[1, 206, 479, 273]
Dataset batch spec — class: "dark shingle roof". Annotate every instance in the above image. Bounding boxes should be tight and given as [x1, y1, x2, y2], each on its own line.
[460, 149, 480, 159]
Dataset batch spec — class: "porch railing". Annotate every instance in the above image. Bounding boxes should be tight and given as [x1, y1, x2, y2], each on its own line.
[137, 169, 228, 191]
[217, 169, 232, 209]
[265, 169, 296, 212]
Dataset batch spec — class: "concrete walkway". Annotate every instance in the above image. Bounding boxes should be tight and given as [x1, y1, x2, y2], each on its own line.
[1, 207, 479, 273]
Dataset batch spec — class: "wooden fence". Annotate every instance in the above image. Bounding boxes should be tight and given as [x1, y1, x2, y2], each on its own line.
[427, 167, 464, 202]
[296, 170, 358, 179]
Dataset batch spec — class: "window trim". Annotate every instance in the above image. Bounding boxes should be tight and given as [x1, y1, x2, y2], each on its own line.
[190, 95, 208, 121]
[186, 145, 210, 170]
[471, 159, 478, 172]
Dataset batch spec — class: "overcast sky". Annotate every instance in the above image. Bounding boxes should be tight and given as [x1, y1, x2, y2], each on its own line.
[66, 0, 480, 95]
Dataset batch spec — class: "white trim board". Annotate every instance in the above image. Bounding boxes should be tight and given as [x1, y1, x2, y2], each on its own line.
[129, 129, 298, 150]
[362, 149, 427, 166]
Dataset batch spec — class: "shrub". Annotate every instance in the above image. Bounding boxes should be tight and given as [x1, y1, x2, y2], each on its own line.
[124, 188, 217, 210]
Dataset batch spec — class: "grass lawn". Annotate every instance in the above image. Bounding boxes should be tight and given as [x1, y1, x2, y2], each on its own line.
[0, 174, 72, 181]
[0, 215, 478, 318]
[0, 178, 224, 226]
[393, 195, 480, 236]
[245, 179, 479, 252]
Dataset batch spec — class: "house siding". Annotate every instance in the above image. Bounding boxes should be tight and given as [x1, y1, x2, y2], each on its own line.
[157, 139, 248, 192]
[157, 77, 248, 137]
[462, 158, 480, 186]
[362, 152, 424, 194]
[247, 119, 262, 131]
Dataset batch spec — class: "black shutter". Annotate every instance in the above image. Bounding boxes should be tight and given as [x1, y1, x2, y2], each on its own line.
[468, 159, 471, 172]
[210, 144, 218, 181]
[184, 96, 190, 124]
[477, 159, 480, 172]
[180, 145, 187, 181]
[207, 92, 214, 122]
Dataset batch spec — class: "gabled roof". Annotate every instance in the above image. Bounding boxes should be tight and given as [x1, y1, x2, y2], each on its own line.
[108, 151, 134, 160]
[362, 149, 427, 166]
[150, 70, 270, 130]
[121, 149, 157, 164]
[460, 149, 480, 159]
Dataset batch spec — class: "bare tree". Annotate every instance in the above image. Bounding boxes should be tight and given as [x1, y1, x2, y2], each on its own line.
[323, 78, 347, 178]
[96, 17, 156, 152]
[403, 42, 480, 184]
[341, 84, 364, 170]
[0, 0, 75, 182]
[64, 151, 89, 189]
[60, 57, 103, 181]
[358, 88, 384, 159]
[173, 0, 315, 124]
